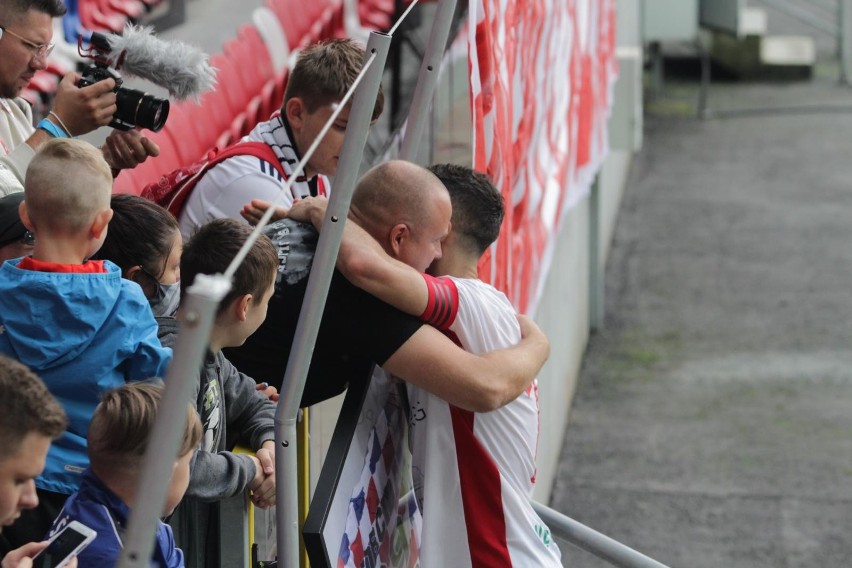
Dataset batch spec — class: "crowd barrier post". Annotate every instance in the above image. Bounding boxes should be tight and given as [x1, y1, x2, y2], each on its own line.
[589, 174, 604, 331]
[399, 0, 459, 162]
[274, 31, 392, 568]
[531, 501, 670, 568]
[841, 0, 852, 84]
[116, 274, 231, 568]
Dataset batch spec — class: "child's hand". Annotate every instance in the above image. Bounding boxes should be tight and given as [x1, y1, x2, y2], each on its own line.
[248, 441, 277, 509]
[256, 382, 279, 402]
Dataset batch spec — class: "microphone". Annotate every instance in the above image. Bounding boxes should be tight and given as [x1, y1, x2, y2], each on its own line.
[88, 25, 217, 101]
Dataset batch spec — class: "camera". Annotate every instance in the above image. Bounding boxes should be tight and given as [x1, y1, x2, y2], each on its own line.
[77, 63, 170, 132]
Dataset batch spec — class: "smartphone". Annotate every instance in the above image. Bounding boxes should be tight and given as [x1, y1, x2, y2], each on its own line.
[31, 520, 97, 568]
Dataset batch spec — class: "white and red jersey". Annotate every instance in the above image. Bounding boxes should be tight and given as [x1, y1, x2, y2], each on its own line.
[406, 275, 561, 567]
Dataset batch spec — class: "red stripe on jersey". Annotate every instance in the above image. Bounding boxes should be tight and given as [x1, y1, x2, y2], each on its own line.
[419, 275, 459, 330]
[450, 406, 512, 567]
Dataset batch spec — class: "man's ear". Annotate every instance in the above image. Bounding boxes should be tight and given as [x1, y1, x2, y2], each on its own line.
[285, 97, 306, 130]
[234, 293, 253, 323]
[90, 208, 113, 240]
[389, 223, 409, 257]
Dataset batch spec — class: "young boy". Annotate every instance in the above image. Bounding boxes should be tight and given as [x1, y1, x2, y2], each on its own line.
[178, 38, 384, 238]
[0, 356, 66, 564]
[46, 381, 202, 567]
[288, 163, 562, 566]
[157, 218, 278, 568]
[0, 139, 172, 548]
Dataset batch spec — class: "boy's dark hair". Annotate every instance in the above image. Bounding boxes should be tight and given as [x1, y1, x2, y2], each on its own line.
[180, 219, 278, 315]
[0, 356, 67, 460]
[88, 381, 201, 474]
[0, 0, 66, 20]
[283, 38, 384, 122]
[428, 164, 505, 256]
[93, 194, 179, 280]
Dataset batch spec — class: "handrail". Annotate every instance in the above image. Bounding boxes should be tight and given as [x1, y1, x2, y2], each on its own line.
[531, 501, 671, 568]
[117, 274, 232, 568]
[274, 32, 392, 568]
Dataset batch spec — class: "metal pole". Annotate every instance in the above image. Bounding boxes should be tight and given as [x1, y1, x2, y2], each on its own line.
[531, 502, 670, 568]
[399, 0, 458, 162]
[589, 175, 604, 331]
[275, 31, 392, 568]
[117, 274, 231, 568]
[841, 0, 852, 85]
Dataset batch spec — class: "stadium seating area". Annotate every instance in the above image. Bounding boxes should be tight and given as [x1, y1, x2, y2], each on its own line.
[27, 0, 400, 195]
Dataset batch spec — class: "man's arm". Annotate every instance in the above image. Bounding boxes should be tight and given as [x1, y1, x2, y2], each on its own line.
[287, 195, 429, 315]
[383, 314, 549, 412]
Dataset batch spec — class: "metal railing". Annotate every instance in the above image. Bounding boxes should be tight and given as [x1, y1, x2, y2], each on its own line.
[532, 502, 671, 568]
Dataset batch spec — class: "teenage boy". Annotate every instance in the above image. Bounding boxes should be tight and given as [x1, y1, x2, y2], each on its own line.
[178, 38, 382, 238]
[158, 219, 278, 568]
[46, 381, 201, 567]
[0, 138, 171, 549]
[0, 356, 66, 565]
[288, 163, 562, 565]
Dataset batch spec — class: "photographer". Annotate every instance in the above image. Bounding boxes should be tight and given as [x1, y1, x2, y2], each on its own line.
[0, 0, 158, 197]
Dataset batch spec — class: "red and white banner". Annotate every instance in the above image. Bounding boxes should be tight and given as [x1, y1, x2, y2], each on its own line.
[470, 0, 617, 314]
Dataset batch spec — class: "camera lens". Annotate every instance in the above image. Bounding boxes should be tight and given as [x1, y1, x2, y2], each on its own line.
[114, 87, 170, 132]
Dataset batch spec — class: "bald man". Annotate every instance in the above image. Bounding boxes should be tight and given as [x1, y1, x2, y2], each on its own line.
[229, 160, 548, 412]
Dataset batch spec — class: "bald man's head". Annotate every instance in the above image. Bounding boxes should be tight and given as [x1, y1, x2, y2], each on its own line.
[351, 160, 451, 272]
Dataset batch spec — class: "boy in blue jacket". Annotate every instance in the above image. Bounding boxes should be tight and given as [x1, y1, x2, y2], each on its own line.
[0, 139, 172, 549]
[46, 381, 201, 568]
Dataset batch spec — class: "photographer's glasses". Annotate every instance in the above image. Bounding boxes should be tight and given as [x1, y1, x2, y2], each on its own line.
[0, 26, 55, 61]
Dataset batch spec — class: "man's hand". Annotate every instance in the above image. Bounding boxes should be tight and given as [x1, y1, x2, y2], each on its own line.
[248, 440, 276, 509]
[241, 199, 288, 225]
[0, 541, 78, 568]
[102, 129, 160, 172]
[51, 73, 118, 136]
[516, 314, 550, 360]
[286, 196, 328, 229]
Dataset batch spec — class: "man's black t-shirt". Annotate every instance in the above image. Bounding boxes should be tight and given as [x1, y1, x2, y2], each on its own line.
[224, 219, 423, 407]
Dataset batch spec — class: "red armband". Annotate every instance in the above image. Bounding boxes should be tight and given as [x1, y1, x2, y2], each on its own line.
[419, 274, 459, 331]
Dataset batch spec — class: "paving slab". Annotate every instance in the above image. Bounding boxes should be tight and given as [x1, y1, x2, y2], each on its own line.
[552, 71, 852, 568]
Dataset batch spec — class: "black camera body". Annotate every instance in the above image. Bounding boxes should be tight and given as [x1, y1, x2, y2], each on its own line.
[76, 63, 169, 132]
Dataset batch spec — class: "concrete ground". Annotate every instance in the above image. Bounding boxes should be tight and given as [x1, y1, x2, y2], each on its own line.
[550, 60, 852, 567]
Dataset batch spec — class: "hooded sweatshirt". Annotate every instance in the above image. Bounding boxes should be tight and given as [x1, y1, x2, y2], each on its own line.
[157, 316, 276, 568]
[0, 258, 172, 494]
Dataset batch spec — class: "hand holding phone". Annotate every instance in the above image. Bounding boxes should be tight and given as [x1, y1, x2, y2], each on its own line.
[30, 521, 96, 568]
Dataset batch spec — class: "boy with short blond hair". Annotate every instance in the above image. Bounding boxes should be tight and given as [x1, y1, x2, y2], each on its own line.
[0, 138, 171, 549]
[47, 381, 202, 567]
[158, 218, 278, 568]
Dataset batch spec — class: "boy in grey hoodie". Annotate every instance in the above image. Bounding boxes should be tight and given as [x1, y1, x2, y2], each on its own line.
[157, 218, 279, 568]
